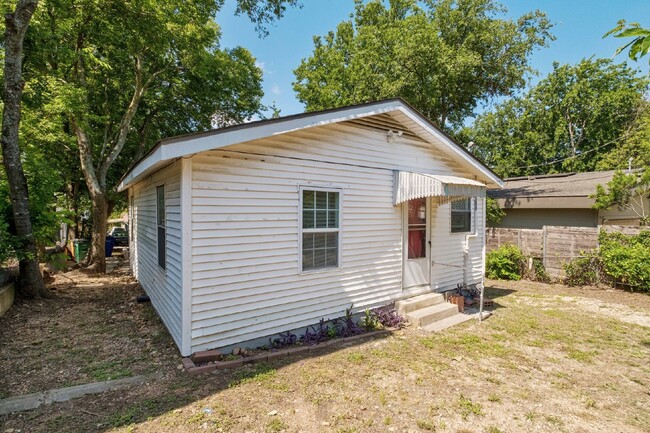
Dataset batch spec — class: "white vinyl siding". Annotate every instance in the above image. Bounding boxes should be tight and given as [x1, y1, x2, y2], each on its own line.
[431, 197, 485, 290]
[130, 161, 183, 348]
[188, 121, 483, 352]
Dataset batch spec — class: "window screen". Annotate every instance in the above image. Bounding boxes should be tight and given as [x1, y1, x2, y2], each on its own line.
[451, 198, 472, 233]
[301, 189, 340, 271]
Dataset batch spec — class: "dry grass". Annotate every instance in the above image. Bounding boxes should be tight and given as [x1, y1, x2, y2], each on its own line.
[1, 270, 649, 433]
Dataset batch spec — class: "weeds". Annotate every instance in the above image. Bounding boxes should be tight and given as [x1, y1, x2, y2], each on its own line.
[458, 395, 483, 420]
[416, 419, 436, 431]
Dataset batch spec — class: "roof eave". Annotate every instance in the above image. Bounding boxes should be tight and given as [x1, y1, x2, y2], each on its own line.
[118, 98, 504, 191]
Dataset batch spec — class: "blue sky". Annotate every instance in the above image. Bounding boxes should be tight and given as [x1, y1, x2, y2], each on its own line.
[217, 0, 650, 118]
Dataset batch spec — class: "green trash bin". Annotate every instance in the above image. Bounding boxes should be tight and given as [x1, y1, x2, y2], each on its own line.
[73, 238, 90, 263]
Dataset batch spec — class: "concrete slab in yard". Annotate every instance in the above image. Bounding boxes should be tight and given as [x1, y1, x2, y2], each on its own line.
[0, 372, 162, 416]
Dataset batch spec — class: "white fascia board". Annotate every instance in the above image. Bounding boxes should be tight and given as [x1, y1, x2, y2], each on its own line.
[397, 106, 504, 188]
[118, 101, 403, 191]
[162, 102, 402, 159]
[117, 145, 165, 192]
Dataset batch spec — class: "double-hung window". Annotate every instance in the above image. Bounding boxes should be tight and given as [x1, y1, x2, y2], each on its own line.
[301, 188, 340, 271]
[451, 198, 472, 233]
[156, 185, 166, 270]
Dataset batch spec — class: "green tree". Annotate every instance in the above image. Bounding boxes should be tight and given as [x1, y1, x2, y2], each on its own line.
[486, 196, 505, 225]
[293, 0, 553, 129]
[596, 102, 650, 171]
[464, 59, 648, 177]
[0, 0, 47, 297]
[604, 20, 650, 63]
[592, 169, 650, 226]
[22, 0, 293, 272]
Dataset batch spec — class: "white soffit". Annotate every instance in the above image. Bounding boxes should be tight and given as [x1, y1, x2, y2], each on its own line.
[118, 100, 503, 191]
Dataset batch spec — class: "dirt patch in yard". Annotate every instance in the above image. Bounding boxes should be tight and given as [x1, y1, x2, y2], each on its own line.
[1, 275, 649, 433]
[0, 258, 180, 398]
[486, 278, 650, 310]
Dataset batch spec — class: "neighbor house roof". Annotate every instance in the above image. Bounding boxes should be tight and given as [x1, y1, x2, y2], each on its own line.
[117, 98, 503, 191]
[489, 170, 621, 209]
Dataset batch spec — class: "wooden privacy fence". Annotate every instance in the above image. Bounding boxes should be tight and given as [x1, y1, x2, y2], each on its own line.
[486, 225, 644, 279]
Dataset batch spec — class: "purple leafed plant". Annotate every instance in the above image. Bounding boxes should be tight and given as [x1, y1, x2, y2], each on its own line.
[301, 319, 331, 345]
[269, 330, 297, 349]
[371, 305, 405, 329]
[339, 305, 364, 337]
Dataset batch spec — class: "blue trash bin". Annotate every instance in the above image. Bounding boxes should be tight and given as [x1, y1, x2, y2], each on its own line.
[105, 236, 115, 257]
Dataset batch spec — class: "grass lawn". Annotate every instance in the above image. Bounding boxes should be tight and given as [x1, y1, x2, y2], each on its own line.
[1, 263, 649, 433]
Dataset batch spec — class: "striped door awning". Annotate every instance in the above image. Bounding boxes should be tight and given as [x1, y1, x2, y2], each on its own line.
[394, 171, 486, 205]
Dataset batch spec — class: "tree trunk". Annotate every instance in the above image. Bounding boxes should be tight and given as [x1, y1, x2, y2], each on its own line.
[1, 0, 47, 298]
[70, 117, 107, 273]
[88, 190, 107, 273]
[70, 55, 148, 273]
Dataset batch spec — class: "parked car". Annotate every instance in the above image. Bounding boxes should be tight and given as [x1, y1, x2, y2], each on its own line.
[108, 226, 129, 246]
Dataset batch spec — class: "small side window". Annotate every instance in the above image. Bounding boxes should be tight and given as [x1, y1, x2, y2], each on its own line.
[156, 185, 166, 270]
[451, 198, 472, 233]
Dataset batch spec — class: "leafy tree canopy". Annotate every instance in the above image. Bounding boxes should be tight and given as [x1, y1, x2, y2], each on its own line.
[592, 169, 650, 226]
[604, 20, 650, 64]
[463, 58, 649, 178]
[0, 0, 298, 271]
[293, 0, 553, 130]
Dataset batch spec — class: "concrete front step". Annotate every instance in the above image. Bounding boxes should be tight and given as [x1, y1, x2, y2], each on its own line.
[421, 312, 476, 332]
[395, 293, 445, 317]
[405, 302, 460, 327]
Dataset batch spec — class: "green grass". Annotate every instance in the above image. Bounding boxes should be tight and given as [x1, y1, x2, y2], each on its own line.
[82, 360, 132, 381]
[227, 363, 288, 391]
[347, 352, 365, 363]
[567, 349, 598, 363]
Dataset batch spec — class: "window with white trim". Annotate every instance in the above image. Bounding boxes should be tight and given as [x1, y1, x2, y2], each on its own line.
[156, 185, 166, 270]
[451, 198, 472, 233]
[301, 189, 340, 271]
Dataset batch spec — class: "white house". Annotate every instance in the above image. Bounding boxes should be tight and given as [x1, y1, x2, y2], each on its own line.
[118, 99, 503, 356]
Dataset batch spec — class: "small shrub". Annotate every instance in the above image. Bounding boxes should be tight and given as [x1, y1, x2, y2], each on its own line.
[564, 230, 650, 291]
[362, 308, 379, 331]
[528, 257, 551, 283]
[339, 305, 363, 337]
[370, 305, 405, 328]
[486, 244, 525, 280]
[564, 253, 603, 287]
[48, 252, 68, 272]
[599, 230, 650, 291]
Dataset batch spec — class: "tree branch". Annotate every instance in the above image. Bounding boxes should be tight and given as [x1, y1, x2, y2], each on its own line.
[98, 54, 147, 184]
[70, 114, 103, 195]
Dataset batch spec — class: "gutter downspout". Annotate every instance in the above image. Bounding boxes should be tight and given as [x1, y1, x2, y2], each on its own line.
[463, 197, 485, 322]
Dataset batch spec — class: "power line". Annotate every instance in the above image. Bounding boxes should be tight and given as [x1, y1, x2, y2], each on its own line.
[509, 128, 637, 171]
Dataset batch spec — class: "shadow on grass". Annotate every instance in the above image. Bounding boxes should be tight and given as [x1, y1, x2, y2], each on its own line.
[479, 286, 517, 311]
[1, 328, 393, 433]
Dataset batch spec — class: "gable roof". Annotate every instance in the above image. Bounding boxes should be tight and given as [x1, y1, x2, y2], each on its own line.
[118, 98, 503, 191]
[489, 170, 622, 209]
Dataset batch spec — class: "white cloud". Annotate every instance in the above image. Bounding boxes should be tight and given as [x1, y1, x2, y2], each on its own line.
[271, 84, 281, 96]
